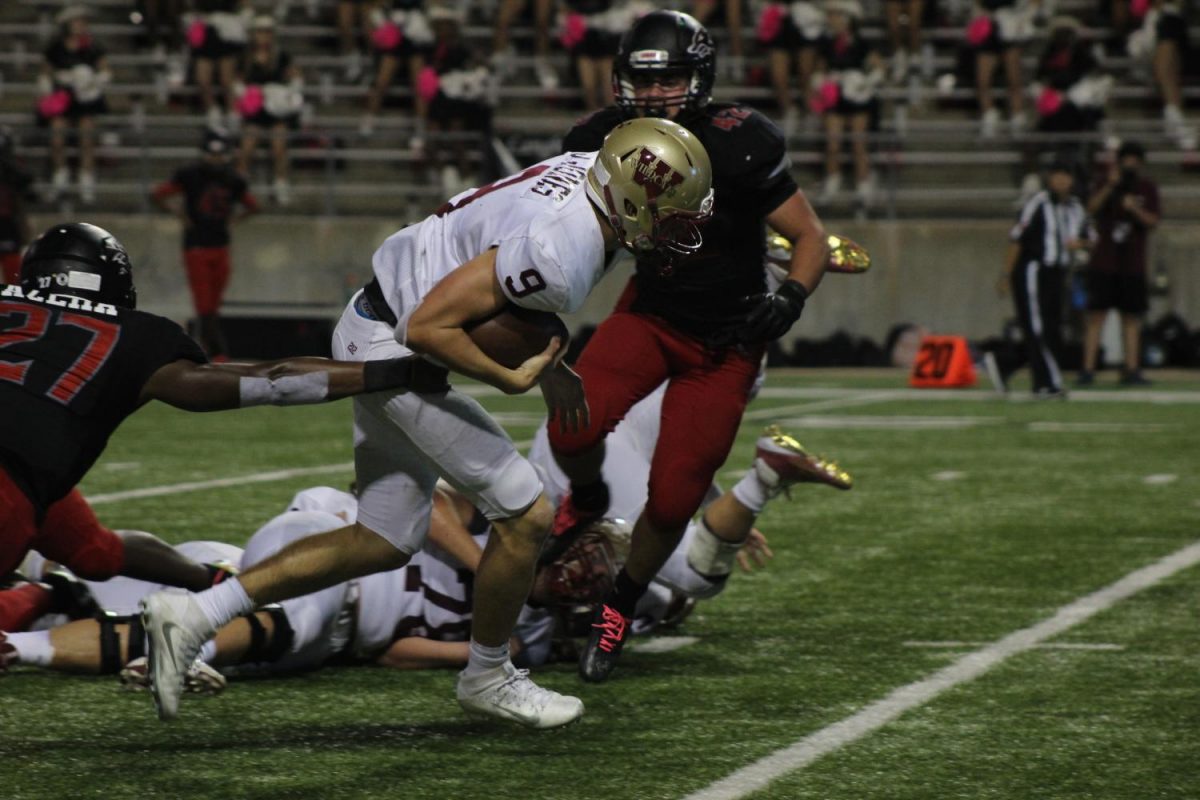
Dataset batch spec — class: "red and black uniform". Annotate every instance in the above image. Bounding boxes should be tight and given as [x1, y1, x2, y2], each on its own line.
[153, 163, 256, 317]
[1088, 176, 1160, 315]
[0, 285, 205, 577]
[552, 104, 796, 531]
[0, 162, 35, 284]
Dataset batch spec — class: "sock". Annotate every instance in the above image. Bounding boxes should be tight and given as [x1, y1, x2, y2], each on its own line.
[608, 569, 649, 619]
[8, 631, 54, 666]
[731, 468, 772, 514]
[193, 578, 253, 630]
[0, 584, 53, 632]
[466, 640, 509, 675]
[199, 640, 218, 664]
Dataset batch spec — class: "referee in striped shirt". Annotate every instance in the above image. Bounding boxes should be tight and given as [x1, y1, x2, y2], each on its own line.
[998, 157, 1094, 398]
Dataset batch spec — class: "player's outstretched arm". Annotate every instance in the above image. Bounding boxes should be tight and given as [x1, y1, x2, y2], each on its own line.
[139, 355, 446, 411]
[116, 530, 214, 591]
[406, 249, 561, 395]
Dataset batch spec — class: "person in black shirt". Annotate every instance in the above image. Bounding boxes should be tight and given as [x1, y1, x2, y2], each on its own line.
[0, 223, 445, 615]
[235, 15, 304, 207]
[0, 129, 35, 285]
[546, 11, 829, 683]
[38, 6, 111, 204]
[152, 131, 259, 359]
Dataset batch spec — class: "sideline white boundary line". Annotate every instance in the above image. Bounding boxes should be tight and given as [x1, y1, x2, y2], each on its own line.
[683, 539, 1200, 800]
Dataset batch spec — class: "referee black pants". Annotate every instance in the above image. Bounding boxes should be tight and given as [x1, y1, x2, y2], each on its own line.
[1010, 260, 1065, 394]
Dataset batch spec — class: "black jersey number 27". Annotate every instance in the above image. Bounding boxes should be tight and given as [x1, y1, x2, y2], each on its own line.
[0, 300, 119, 405]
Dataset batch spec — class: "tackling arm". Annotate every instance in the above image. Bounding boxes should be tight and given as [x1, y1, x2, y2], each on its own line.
[139, 354, 444, 411]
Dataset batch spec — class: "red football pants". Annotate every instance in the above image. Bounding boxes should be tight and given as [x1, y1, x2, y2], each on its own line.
[549, 311, 763, 532]
[0, 470, 124, 580]
[1, 252, 21, 285]
[184, 246, 232, 316]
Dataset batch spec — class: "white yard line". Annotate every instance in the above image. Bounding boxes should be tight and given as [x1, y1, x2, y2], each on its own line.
[683, 539, 1200, 800]
[742, 392, 903, 422]
[1029, 422, 1170, 433]
[775, 415, 997, 430]
[902, 640, 1125, 652]
[757, 387, 1200, 404]
[1143, 474, 1179, 486]
[932, 471, 966, 481]
[629, 636, 700, 654]
[88, 438, 534, 506]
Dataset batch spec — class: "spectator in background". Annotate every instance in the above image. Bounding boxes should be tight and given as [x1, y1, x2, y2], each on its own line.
[38, 5, 111, 205]
[1018, 16, 1114, 199]
[560, 1, 648, 112]
[996, 156, 1093, 398]
[189, 0, 252, 131]
[1079, 141, 1161, 387]
[136, 0, 184, 56]
[359, 0, 434, 141]
[0, 129, 35, 285]
[756, 1, 825, 134]
[693, 0, 746, 81]
[418, 5, 495, 195]
[1126, 0, 1195, 149]
[152, 131, 259, 360]
[337, 0, 372, 82]
[968, 0, 1040, 138]
[884, 0, 927, 83]
[491, 0, 558, 90]
[235, 15, 304, 207]
[810, 0, 883, 208]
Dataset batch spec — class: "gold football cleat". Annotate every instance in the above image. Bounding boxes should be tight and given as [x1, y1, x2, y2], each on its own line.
[762, 231, 871, 274]
[755, 424, 853, 492]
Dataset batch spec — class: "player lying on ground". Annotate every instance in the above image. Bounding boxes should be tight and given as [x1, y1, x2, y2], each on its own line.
[139, 117, 716, 729]
[0, 223, 441, 637]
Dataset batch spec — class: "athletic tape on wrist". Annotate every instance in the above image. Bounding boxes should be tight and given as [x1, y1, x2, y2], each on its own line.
[238, 372, 329, 406]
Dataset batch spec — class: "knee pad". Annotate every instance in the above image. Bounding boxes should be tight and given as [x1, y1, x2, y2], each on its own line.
[240, 605, 295, 664]
[475, 454, 543, 522]
[98, 613, 143, 674]
[684, 517, 742, 592]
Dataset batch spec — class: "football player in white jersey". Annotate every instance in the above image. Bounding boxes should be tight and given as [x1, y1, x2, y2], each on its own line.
[529, 386, 852, 629]
[140, 117, 715, 728]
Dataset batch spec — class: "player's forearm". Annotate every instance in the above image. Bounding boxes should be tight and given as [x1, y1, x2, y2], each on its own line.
[787, 223, 830, 295]
[117, 530, 212, 591]
[406, 326, 521, 393]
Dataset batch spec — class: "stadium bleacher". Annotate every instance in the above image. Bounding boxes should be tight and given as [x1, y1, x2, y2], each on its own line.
[1, 0, 1196, 219]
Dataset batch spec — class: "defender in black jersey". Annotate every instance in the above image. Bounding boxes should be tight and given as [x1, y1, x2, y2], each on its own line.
[0, 223, 445, 581]
[546, 11, 829, 683]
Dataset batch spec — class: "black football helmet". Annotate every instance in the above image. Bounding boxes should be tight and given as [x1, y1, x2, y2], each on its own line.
[612, 11, 716, 118]
[20, 222, 137, 309]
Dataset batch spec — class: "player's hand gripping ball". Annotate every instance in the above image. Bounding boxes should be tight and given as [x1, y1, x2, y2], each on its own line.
[466, 305, 570, 369]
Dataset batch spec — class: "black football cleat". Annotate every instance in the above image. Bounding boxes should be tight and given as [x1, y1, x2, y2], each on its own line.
[579, 603, 631, 683]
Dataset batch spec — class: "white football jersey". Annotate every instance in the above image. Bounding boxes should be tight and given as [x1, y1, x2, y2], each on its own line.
[371, 151, 609, 350]
[351, 538, 481, 659]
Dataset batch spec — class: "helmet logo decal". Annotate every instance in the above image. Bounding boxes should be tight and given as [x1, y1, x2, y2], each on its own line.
[632, 147, 684, 199]
[686, 29, 713, 60]
[629, 48, 669, 66]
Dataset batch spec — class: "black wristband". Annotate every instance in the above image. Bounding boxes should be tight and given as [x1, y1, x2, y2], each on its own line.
[363, 358, 413, 393]
[778, 279, 809, 311]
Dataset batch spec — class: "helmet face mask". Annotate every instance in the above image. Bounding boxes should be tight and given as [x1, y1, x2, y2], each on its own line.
[586, 118, 715, 276]
[613, 11, 716, 118]
[19, 223, 137, 310]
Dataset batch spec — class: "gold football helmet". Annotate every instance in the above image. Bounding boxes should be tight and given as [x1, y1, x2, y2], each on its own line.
[586, 117, 714, 272]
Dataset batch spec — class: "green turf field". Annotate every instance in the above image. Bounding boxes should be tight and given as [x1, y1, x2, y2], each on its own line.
[2, 369, 1198, 800]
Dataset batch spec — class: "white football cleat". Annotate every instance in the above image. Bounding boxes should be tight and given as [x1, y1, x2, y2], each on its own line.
[141, 591, 216, 721]
[457, 662, 583, 729]
[754, 425, 852, 494]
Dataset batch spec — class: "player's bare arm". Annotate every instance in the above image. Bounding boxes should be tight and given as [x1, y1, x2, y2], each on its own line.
[138, 354, 445, 411]
[405, 249, 561, 395]
[765, 191, 829, 295]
